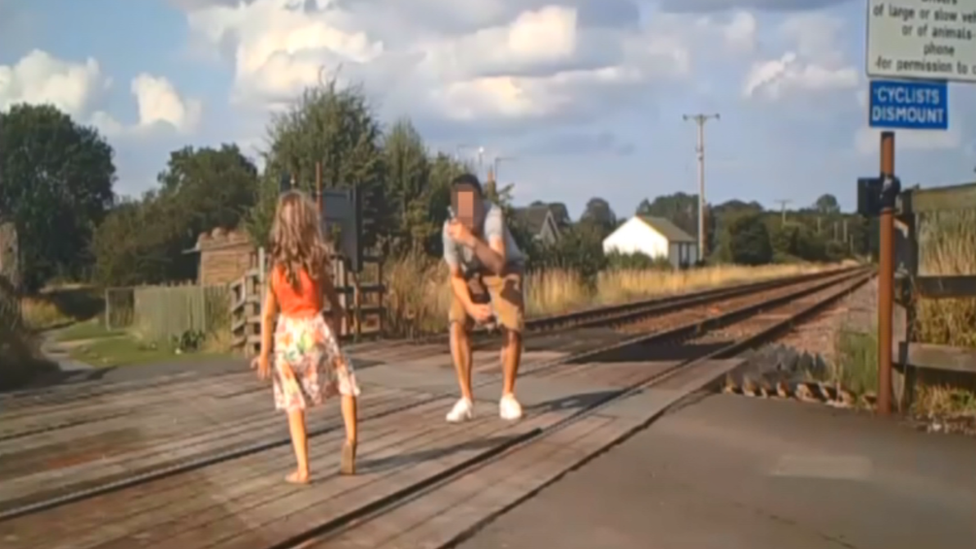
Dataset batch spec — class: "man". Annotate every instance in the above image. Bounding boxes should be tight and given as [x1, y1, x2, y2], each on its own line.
[442, 173, 525, 422]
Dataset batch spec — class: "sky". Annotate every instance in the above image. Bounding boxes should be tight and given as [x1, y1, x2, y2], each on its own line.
[1, 0, 974, 220]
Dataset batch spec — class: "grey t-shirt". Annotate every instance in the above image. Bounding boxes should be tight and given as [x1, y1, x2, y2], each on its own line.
[443, 202, 525, 274]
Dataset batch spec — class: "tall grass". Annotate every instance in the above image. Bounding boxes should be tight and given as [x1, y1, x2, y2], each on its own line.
[829, 324, 879, 398]
[0, 277, 56, 389]
[383, 250, 844, 337]
[910, 210, 976, 418]
[914, 210, 976, 347]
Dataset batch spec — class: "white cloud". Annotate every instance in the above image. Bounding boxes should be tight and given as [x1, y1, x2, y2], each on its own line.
[130, 73, 202, 132]
[0, 50, 201, 138]
[743, 52, 858, 99]
[742, 13, 858, 100]
[182, 0, 705, 125]
[721, 11, 757, 53]
[0, 49, 109, 117]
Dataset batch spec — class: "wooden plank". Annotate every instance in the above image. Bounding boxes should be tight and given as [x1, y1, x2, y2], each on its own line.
[0, 371, 253, 424]
[330, 361, 743, 549]
[316, 415, 615, 549]
[898, 182, 976, 214]
[910, 275, 976, 299]
[0, 382, 277, 453]
[50, 407, 537, 549]
[895, 341, 976, 374]
[0, 388, 422, 512]
[0, 375, 270, 447]
[3, 399, 456, 549]
[151, 410, 566, 549]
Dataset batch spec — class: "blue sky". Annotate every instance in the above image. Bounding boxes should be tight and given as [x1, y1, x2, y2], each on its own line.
[1, 0, 974, 219]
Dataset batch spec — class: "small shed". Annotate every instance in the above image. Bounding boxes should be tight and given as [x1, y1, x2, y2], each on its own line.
[185, 228, 257, 286]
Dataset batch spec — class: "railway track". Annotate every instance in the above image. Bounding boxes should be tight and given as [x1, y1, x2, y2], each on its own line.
[0, 266, 872, 546]
[0, 266, 857, 414]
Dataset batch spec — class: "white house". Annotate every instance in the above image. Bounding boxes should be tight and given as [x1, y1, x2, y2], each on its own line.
[602, 216, 699, 268]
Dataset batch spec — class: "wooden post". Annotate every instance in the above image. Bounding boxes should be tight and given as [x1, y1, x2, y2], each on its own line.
[877, 131, 895, 416]
[377, 259, 384, 337]
[353, 273, 362, 343]
[335, 257, 349, 337]
[104, 289, 112, 330]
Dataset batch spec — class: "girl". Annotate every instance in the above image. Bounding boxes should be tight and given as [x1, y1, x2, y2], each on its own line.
[254, 190, 360, 483]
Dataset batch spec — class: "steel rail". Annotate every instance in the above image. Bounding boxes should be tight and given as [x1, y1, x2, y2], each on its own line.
[0, 267, 870, 522]
[271, 269, 875, 548]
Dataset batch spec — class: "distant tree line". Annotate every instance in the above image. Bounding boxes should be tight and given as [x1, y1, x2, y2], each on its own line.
[0, 77, 868, 294]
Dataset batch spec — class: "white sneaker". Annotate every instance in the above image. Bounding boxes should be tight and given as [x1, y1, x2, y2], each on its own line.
[499, 394, 523, 421]
[446, 398, 474, 423]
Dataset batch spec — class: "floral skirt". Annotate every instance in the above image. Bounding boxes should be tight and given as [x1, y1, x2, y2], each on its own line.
[273, 313, 361, 412]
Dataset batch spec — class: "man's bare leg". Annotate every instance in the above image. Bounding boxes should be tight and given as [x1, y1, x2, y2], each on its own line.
[501, 329, 522, 396]
[447, 321, 476, 422]
[498, 329, 523, 420]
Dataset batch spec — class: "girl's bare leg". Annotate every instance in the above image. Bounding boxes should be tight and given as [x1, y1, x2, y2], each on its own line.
[286, 409, 310, 483]
[340, 394, 358, 475]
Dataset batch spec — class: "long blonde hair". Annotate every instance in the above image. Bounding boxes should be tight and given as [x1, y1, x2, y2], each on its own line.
[269, 190, 330, 291]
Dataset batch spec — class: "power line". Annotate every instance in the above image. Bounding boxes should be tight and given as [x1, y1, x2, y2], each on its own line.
[682, 113, 719, 262]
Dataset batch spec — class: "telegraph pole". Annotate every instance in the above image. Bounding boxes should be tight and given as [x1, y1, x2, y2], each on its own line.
[774, 199, 791, 224]
[683, 113, 719, 261]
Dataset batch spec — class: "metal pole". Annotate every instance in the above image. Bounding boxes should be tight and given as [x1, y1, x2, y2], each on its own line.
[878, 131, 895, 416]
[696, 121, 705, 260]
[683, 113, 719, 262]
[775, 199, 790, 224]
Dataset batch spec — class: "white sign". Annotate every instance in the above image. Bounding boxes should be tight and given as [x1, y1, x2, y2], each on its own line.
[866, 0, 976, 83]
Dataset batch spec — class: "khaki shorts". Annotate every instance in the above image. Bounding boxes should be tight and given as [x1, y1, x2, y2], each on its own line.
[449, 268, 525, 333]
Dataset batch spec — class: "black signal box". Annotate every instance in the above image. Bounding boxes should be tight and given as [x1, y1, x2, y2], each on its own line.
[857, 177, 883, 217]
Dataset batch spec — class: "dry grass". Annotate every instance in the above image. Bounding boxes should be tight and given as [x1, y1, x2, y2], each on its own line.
[383, 251, 847, 336]
[0, 278, 57, 389]
[907, 210, 976, 421]
[20, 285, 104, 332]
[914, 210, 976, 346]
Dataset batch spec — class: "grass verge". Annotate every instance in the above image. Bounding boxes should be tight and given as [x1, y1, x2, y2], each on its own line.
[0, 279, 58, 390]
[20, 285, 104, 331]
[66, 336, 233, 368]
[384, 251, 850, 336]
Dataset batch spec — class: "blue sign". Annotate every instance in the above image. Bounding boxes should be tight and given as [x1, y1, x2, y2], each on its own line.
[869, 80, 948, 130]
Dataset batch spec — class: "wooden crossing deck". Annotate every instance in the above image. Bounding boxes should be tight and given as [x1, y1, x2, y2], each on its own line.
[0, 341, 744, 549]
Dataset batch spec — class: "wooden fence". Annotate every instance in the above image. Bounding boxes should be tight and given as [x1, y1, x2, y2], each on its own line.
[892, 182, 976, 404]
[230, 248, 386, 356]
[105, 284, 232, 342]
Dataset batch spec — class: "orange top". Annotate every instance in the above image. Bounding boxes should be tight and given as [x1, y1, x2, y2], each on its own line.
[271, 265, 323, 318]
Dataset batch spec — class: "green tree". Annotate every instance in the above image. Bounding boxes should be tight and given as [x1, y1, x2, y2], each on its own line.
[92, 145, 259, 285]
[770, 221, 826, 262]
[418, 152, 465, 256]
[247, 78, 386, 248]
[636, 193, 698, 237]
[724, 212, 773, 265]
[0, 104, 115, 290]
[580, 197, 616, 237]
[606, 251, 670, 270]
[382, 118, 431, 253]
[157, 144, 259, 240]
[814, 193, 841, 215]
[91, 194, 184, 286]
